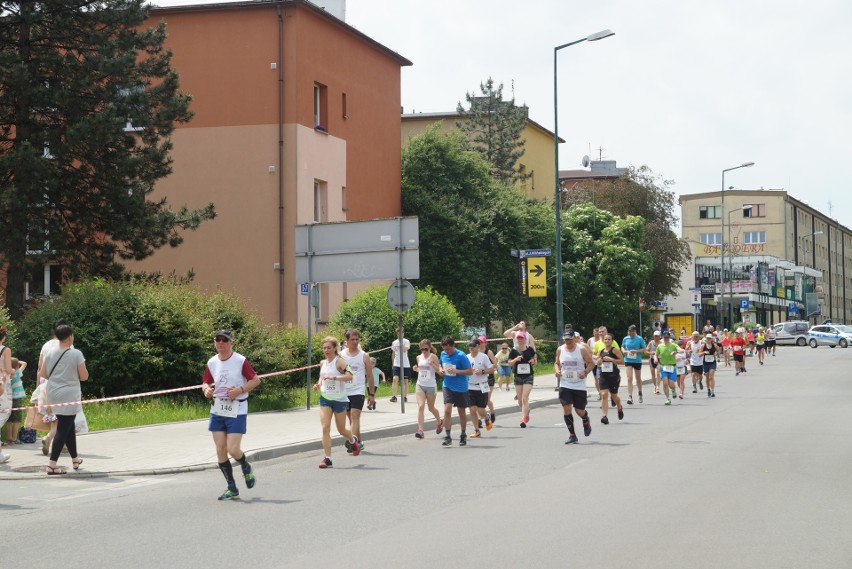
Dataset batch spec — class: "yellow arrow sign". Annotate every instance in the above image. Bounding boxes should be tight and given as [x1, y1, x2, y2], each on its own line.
[527, 257, 546, 297]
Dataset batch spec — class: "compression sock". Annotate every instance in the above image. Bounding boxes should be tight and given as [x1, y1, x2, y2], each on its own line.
[564, 414, 575, 435]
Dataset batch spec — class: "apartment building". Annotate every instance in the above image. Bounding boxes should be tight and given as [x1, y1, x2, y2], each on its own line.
[675, 190, 852, 326]
[125, 0, 411, 325]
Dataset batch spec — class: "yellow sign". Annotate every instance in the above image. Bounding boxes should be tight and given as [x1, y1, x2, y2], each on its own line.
[527, 257, 546, 297]
[694, 243, 767, 257]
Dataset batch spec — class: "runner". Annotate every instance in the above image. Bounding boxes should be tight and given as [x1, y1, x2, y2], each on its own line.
[439, 337, 473, 446]
[412, 339, 443, 439]
[655, 331, 683, 405]
[766, 325, 777, 356]
[686, 331, 704, 393]
[646, 330, 662, 394]
[390, 328, 411, 403]
[621, 324, 646, 405]
[313, 336, 361, 469]
[554, 329, 595, 444]
[594, 326, 620, 407]
[755, 326, 767, 365]
[479, 336, 498, 424]
[721, 329, 732, 367]
[731, 328, 747, 376]
[496, 343, 512, 392]
[597, 334, 625, 424]
[509, 332, 537, 428]
[340, 329, 374, 451]
[699, 333, 719, 398]
[675, 345, 688, 400]
[587, 328, 602, 400]
[201, 329, 261, 500]
[746, 328, 756, 356]
[467, 338, 495, 438]
[703, 319, 714, 335]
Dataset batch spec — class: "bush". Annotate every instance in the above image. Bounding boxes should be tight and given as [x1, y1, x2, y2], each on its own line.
[13, 279, 300, 398]
[329, 285, 464, 372]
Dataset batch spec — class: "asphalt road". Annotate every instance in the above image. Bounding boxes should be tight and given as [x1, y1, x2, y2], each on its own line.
[3, 347, 851, 569]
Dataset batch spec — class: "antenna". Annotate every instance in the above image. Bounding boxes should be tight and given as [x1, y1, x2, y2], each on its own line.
[828, 200, 833, 217]
[596, 146, 604, 161]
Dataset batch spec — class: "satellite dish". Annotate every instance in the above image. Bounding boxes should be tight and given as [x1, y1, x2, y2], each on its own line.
[581, 155, 590, 168]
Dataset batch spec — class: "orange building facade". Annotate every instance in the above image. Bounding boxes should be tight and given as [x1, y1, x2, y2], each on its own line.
[128, 1, 411, 325]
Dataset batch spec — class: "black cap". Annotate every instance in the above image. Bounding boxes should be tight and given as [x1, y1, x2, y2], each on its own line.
[662, 331, 672, 338]
[628, 324, 637, 330]
[214, 329, 234, 341]
[468, 338, 481, 347]
[563, 329, 577, 339]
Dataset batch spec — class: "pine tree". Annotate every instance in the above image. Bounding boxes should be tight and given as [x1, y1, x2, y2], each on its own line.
[0, 0, 215, 317]
[456, 77, 530, 186]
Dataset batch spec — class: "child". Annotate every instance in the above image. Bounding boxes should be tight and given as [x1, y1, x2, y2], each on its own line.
[4, 358, 27, 444]
[496, 343, 512, 391]
[367, 357, 385, 410]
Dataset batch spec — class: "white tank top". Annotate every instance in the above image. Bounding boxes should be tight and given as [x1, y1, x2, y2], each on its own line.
[688, 341, 703, 366]
[341, 348, 367, 396]
[467, 352, 491, 388]
[319, 356, 348, 401]
[416, 354, 437, 387]
[559, 346, 587, 390]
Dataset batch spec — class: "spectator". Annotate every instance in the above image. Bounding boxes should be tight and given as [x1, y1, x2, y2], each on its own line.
[5, 357, 27, 444]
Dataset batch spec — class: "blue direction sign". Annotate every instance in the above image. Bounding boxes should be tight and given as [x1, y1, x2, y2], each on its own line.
[300, 283, 310, 295]
[519, 248, 552, 259]
[739, 299, 749, 309]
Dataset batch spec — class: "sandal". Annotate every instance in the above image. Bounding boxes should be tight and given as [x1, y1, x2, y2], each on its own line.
[46, 465, 67, 475]
[72, 458, 83, 470]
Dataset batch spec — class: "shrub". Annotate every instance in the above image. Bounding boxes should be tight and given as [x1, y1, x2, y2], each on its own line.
[329, 285, 464, 372]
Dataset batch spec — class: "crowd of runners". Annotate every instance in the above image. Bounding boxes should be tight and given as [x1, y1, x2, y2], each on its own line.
[201, 320, 775, 500]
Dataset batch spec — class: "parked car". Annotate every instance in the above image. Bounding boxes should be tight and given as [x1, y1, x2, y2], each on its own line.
[772, 321, 811, 346]
[807, 325, 851, 348]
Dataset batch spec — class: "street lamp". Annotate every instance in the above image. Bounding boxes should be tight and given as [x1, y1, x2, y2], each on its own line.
[554, 29, 615, 338]
[720, 161, 754, 328]
[727, 204, 752, 327]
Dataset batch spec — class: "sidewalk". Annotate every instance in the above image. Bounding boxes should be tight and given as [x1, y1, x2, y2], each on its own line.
[0, 373, 588, 480]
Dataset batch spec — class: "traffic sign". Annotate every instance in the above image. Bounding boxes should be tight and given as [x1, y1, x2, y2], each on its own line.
[300, 283, 310, 295]
[739, 299, 749, 309]
[387, 280, 416, 314]
[519, 248, 552, 259]
[527, 257, 546, 297]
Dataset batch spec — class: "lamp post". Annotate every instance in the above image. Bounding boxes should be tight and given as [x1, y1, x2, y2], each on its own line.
[720, 161, 754, 328]
[727, 204, 752, 327]
[554, 29, 614, 338]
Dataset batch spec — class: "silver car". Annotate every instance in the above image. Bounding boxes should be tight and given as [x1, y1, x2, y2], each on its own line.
[773, 321, 810, 346]
[807, 325, 851, 348]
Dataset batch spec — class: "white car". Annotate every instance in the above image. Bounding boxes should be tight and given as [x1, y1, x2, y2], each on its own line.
[772, 321, 811, 346]
[807, 325, 851, 348]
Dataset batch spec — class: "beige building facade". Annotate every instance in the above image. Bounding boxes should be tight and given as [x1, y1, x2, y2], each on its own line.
[678, 189, 852, 325]
[400, 112, 560, 202]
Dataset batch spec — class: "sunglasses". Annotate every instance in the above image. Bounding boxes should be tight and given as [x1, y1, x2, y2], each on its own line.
[214, 337, 231, 343]
[421, 347, 431, 351]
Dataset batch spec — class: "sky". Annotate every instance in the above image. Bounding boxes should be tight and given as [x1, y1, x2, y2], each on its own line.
[154, 0, 852, 229]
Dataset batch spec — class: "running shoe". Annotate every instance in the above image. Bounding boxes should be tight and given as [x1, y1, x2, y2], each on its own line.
[390, 396, 397, 402]
[345, 439, 353, 454]
[617, 407, 624, 420]
[736, 371, 740, 376]
[565, 435, 579, 445]
[520, 420, 527, 428]
[665, 399, 671, 406]
[485, 418, 493, 431]
[654, 388, 660, 395]
[760, 361, 764, 365]
[350, 437, 361, 456]
[436, 418, 444, 435]
[318, 457, 333, 469]
[242, 463, 256, 489]
[627, 396, 633, 405]
[582, 418, 592, 437]
[415, 429, 424, 439]
[0, 452, 9, 464]
[711, 391, 716, 398]
[601, 416, 609, 425]
[707, 390, 712, 398]
[638, 392, 643, 404]
[469, 430, 481, 438]
[678, 393, 683, 399]
[693, 387, 698, 393]
[459, 433, 467, 446]
[442, 435, 452, 446]
[218, 487, 240, 501]
[490, 412, 496, 423]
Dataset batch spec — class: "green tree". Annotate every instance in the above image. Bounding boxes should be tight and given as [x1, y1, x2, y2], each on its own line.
[0, 0, 215, 318]
[562, 165, 690, 304]
[560, 203, 653, 334]
[456, 77, 530, 186]
[401, 126, 553, 329]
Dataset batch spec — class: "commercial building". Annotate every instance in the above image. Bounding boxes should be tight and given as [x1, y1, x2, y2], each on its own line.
[671, 189, 852, 328]
[123, 0, 411, 325]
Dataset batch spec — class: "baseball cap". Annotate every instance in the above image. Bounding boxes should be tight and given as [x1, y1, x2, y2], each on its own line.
[214, 329, 233, 341]
[563, 329, 577, 339]
[653, 330, 661, 336]
[736, 327, 745, 334]
[662, 331, 672, 338]
[628, 324, 637, 331]
[468, 338, 481, 347]
[478, 335, 487, 343]
[516, 331, 526, 339]
[705, 334, 713, 339]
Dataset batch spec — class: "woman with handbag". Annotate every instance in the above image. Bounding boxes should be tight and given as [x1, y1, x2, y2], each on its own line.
[37, 324, 89, 475]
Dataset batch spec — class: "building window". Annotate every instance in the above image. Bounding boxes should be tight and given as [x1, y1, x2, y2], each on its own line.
[743, 231, 766, 244]
[342, 92, 348, 119]
[314, 83, 328, 131]
[25, 264, 62, 300]
[341, 186, 347, 212]
[744, 203, 765, 217]
[699, 205, 721, 219]
[119, 85, 145, 132]
[700, 233, 722, 245]
[314, 180, 327, 223]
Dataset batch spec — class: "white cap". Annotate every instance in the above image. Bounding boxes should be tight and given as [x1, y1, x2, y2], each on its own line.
[653, 330, 661, 336]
